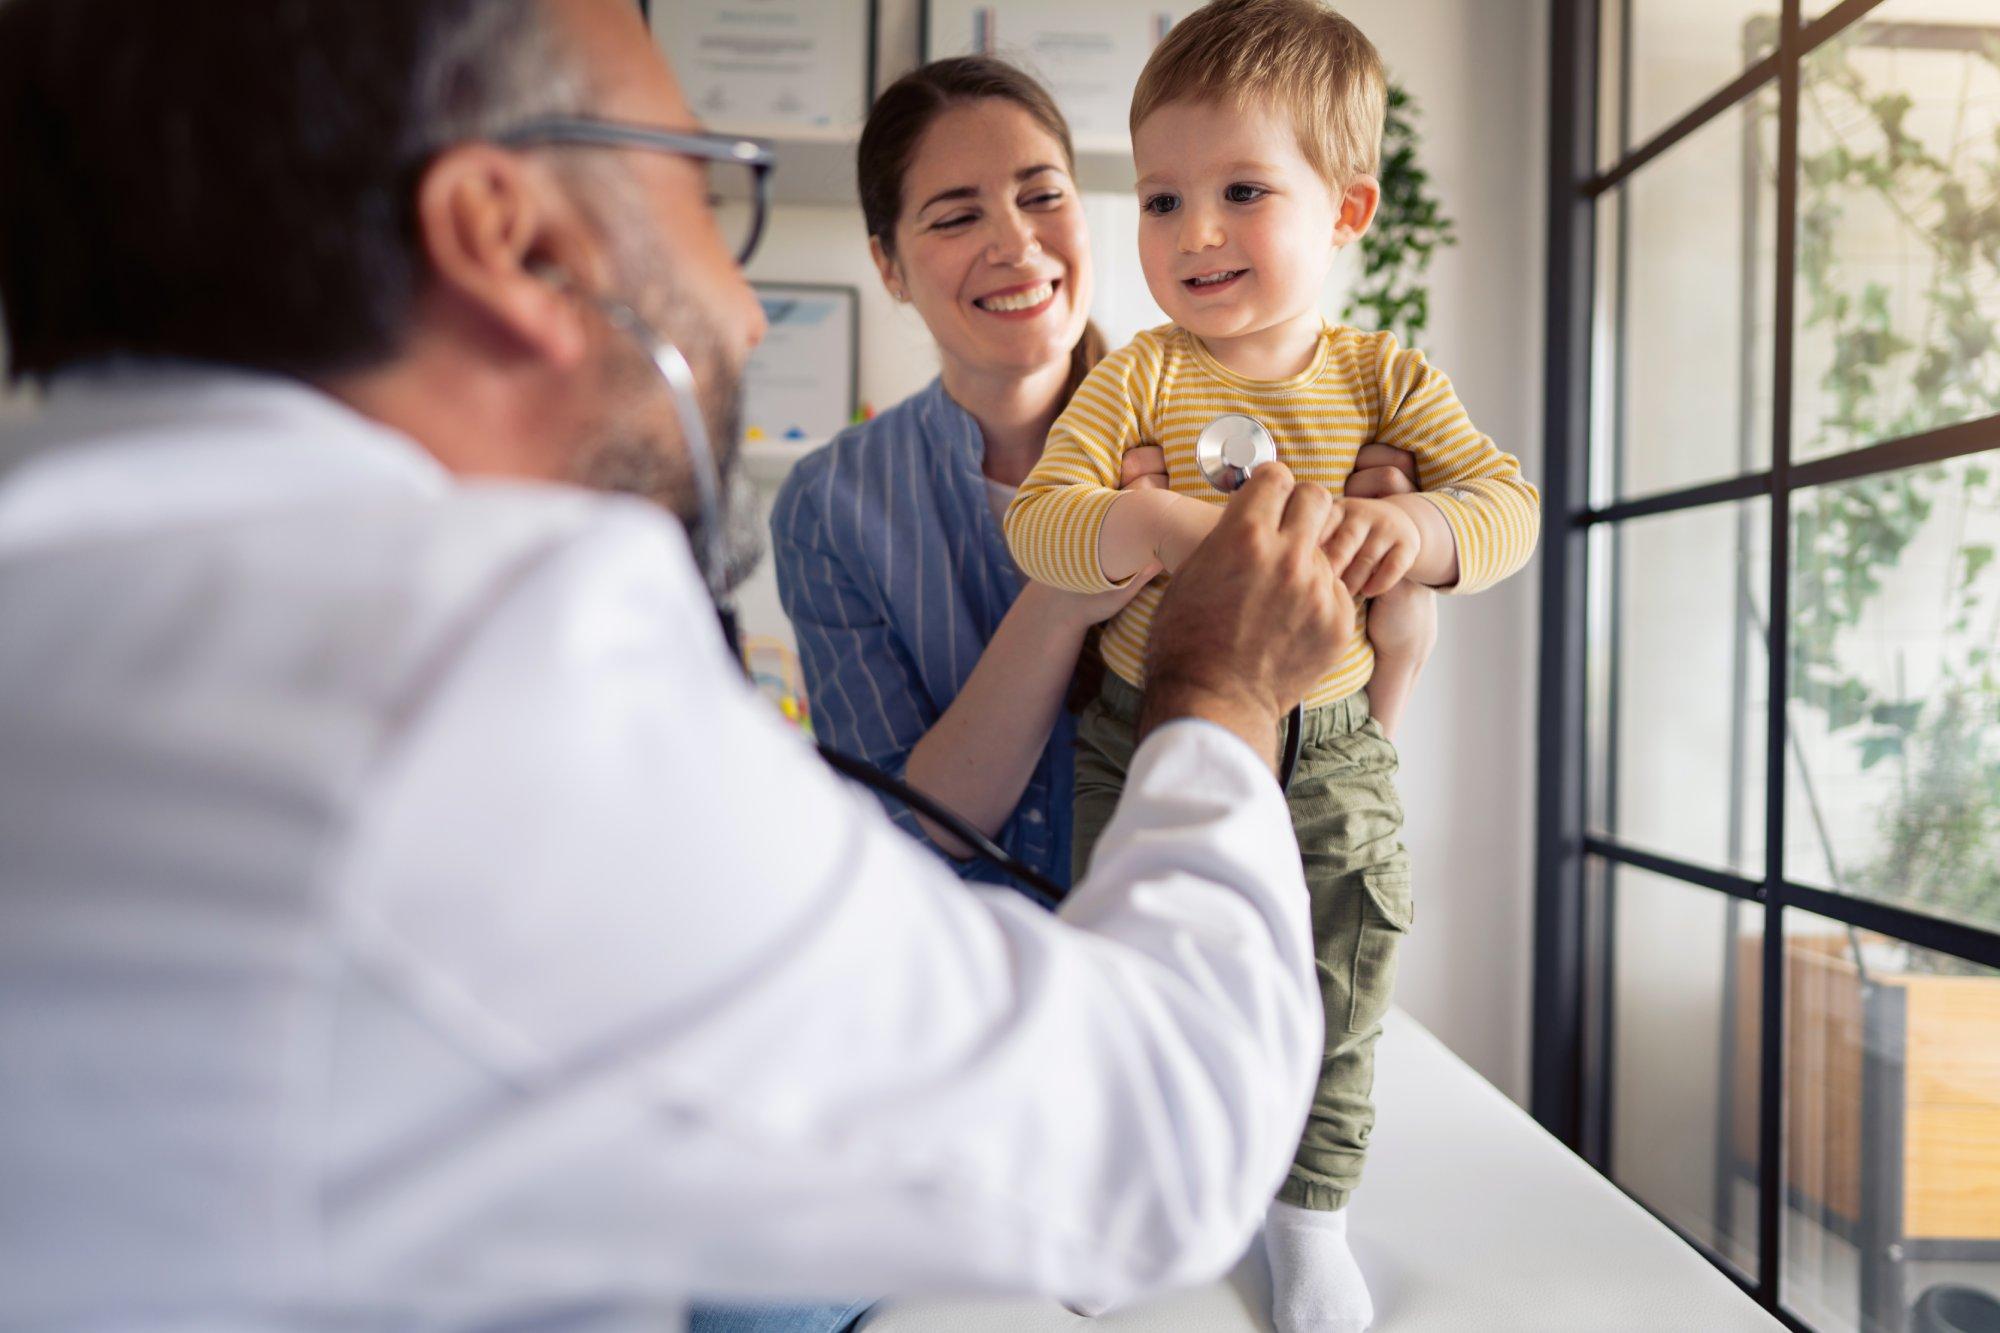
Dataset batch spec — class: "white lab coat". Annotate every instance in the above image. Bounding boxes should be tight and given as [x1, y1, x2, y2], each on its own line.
[0, 366, 1321, 1331]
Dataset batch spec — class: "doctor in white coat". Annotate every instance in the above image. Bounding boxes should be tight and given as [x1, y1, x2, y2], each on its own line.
[0, 0, 1360, 1327]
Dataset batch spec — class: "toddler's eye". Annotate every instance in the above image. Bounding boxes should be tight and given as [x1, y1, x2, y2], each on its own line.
[1141, 193, 1180, 217]
[1225, 183, 1268, 204]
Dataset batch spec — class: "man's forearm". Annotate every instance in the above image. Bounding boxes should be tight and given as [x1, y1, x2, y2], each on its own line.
[1138, 678, 1281, 777]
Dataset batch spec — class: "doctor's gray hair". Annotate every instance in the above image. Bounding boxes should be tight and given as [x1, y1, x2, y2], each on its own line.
[0, 0, 592, 385]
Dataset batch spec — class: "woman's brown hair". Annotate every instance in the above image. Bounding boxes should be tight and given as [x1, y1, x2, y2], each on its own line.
[856, 56, 1106, 406]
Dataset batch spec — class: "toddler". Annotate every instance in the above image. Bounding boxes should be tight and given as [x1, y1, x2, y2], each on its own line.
[1005, 3, 1540, 1328]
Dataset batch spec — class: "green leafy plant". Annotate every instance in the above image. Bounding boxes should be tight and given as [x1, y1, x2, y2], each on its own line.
[1782, 29, 2000, 967]
[1344, 82, 1457, 345]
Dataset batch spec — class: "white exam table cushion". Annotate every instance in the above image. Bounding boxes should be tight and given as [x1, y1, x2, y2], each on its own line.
[856, 1007, 1782, 1331]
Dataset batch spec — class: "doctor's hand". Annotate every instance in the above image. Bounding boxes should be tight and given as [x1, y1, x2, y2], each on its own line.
[1140, 464, 1355, 771]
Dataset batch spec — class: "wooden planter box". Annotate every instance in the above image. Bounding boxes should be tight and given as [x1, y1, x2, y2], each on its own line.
[1728, 932, 2000, 1330]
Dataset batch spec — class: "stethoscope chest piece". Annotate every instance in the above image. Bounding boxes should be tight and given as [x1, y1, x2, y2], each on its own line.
[1194, 413, 1278, 493]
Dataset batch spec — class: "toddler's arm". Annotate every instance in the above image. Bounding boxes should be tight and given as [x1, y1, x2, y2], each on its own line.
[1369, 335, 1541, 595]
[1344, 444, 1435, 738]
[1007, 333, 1218, 590]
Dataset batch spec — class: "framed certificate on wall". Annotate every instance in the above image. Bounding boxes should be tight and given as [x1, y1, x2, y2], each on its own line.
[743, 283, 859, 444]
[651, 0, 876, 130]
[921, 3, 1193, 146]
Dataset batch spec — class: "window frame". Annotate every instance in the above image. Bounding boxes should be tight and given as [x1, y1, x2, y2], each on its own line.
[1535, 0, 2000, 1327]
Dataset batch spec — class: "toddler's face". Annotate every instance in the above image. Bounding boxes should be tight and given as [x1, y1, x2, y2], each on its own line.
[1131, 99, 1354, 348]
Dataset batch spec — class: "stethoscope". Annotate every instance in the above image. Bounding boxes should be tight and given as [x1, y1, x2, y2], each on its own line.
[601, 293, 1300, 909]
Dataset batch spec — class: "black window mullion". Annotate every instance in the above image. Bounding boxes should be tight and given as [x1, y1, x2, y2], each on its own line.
[1589, 52, 1782, 198]
[1591, 0, 1635, 1178]
[1584, 0, 1887, 206]
[1785, 883, 2000, 975]
[1758, 0, 1804, 1310]
[1583, 836, 1765, 902]
[1582, 472, 1773, 525]
[1532, 0, 1601, 1151]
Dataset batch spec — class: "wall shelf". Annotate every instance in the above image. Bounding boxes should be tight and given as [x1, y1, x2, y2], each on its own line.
[741, 435, 831, 484]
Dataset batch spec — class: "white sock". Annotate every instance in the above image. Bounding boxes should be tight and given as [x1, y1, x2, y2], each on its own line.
[1265, 1199, 1373, 1333]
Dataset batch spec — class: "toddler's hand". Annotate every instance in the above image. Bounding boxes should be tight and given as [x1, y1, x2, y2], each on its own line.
[1322, 497, 1419, 599]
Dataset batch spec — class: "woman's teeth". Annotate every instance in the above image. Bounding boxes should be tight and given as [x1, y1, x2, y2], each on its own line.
[977, 280, 1055, 312]
[1189, 270, 1244, 287]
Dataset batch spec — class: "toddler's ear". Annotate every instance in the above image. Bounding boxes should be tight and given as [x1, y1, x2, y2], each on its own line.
[1334, 175, 1382, 247]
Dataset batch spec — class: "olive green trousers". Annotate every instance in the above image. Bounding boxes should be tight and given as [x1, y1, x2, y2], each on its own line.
[1072, 674, 1413, 1212]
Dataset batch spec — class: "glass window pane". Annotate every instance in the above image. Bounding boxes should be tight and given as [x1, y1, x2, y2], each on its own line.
[1794, 5, 2000, 464]
[1594, 500, 1770, 876]
[1597, 0, 1627, 172]
[1805, 0, 1999, 24]
[1608, 864, 1764, 1275]
[1781, 913, 2000, 1333]
[1613, 93, 1778, 501]
[1787, 450, 2000, 932]
[1620, 0, 1779, 161]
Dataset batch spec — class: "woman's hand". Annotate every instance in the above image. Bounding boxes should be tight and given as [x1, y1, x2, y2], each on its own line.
[1346, 443, 1419, 499]
[1022, 444, 1174, 630]
[1053, 560, 1165, 628]
[1120, 445, 1169, 491]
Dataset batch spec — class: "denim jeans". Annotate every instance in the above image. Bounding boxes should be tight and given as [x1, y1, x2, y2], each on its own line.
[685, 1301, 873, 1333]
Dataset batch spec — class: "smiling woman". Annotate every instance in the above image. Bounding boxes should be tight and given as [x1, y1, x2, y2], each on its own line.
[756, 56, 1149, 911]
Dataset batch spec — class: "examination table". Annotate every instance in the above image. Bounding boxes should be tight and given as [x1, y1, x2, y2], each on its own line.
[857, 1008, 1784, 1332]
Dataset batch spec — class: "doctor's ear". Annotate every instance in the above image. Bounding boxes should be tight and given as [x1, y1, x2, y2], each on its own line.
[1332, 174, 1382, 248]
[413, 141, 599, 368]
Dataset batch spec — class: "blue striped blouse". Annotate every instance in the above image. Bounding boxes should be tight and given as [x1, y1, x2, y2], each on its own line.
[769, 377, 1074, 888]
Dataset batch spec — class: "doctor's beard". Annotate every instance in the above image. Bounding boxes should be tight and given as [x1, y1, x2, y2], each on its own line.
[568, 197, 765, 594]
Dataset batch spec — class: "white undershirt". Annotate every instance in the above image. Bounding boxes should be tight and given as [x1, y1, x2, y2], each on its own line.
[985, 474, 1019, 531]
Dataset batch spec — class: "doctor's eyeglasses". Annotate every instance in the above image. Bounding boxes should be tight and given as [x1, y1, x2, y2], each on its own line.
[495, 116, 774, 267]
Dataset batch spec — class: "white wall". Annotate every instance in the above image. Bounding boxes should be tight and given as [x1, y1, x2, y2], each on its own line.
[1334, 0, 1548, 1104]
[735, 0, 1552, 1102]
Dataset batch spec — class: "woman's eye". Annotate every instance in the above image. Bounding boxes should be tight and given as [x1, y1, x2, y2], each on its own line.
[932, 213, 975, 230]
[1142, 194, 1180, 217]
[1225, 183, 1268, 204]
[1023, 190, 1065, 209]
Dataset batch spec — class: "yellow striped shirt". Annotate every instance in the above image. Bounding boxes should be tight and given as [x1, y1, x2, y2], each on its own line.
[1004, 322, 1541, 707]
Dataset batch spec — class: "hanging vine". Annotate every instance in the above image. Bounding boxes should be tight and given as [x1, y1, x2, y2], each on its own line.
[1783, 30, 2000, 949]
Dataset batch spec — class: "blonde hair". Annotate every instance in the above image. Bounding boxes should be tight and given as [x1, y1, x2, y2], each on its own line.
[1131, 0, 1387, 186]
